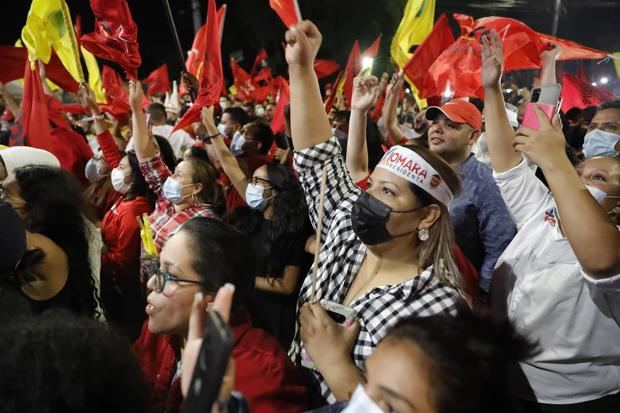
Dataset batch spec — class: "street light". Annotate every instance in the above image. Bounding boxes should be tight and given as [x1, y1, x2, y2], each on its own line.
[592, 82, 598, 87]
[600, 77, 609, 85]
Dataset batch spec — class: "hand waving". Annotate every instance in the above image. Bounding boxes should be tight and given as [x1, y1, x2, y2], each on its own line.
[351, 73, 389, 112]
[128, 80, 144, 109]
[481, 30, 504, 89]
[78, 83, 99, 115]
[285, 21, 322, 68]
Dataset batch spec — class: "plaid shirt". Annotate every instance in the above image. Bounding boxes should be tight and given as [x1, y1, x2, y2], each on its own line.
[139, 155, 217, 252]
[290, 137, 460, 403]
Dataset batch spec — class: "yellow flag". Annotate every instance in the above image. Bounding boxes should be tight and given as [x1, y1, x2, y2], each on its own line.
[613, 53, 620, 78]
[390, 0, 436, 69]
[21, 0, 84, 83]
[82, 46, 106, 104]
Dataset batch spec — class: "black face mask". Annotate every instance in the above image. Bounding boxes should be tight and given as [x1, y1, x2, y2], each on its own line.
[351, 192, 419, 245]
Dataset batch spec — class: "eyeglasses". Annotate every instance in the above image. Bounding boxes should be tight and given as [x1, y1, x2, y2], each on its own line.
[249, 176, 272, 187]
[151, 267, 212, 294]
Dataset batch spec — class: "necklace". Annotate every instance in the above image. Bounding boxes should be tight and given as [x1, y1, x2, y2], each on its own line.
[344, 255, 383, 306]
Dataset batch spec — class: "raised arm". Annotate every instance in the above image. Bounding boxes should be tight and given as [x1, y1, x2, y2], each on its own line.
[347, 73, 388, 183]
[78, 84, 122, 168]
[381, 72, 406, 144]
[201, 106, 249, 200]
[0, 82, 20, 116]
[540, 44, 560, 86]
[481, 31, 522, 173]
[128, 81, 157, 162]
[514, 108, 620, 278]
[286, 21, 332, 150]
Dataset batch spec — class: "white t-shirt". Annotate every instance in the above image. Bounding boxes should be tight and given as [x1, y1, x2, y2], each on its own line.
[491, 159, 620, 404]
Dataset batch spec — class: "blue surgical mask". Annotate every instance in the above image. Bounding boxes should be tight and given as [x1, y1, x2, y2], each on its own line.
[342, 385, 384, 413]
[582, 129, 620, 159]
[245, 183, 272, 210]
[163, 177, 194, 204]
[230, 132, 246, 156]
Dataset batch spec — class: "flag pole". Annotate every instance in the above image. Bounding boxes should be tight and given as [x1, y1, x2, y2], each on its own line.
[161, 0, 186, 70]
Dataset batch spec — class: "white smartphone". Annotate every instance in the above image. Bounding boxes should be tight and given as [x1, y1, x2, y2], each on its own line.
[301, 300, 356, 370]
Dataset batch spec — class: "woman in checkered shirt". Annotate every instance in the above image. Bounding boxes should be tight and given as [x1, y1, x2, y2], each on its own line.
[128, 81, 225, 254]
[285, 22, 466, 403]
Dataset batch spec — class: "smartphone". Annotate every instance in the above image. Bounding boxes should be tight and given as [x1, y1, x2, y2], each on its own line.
[182, 311, 234, 413]
[301, 300, 356, 369]
[521, 84, 562, 130]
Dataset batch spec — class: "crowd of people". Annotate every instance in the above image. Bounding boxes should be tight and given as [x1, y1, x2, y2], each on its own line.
[0, 16, 619, 413]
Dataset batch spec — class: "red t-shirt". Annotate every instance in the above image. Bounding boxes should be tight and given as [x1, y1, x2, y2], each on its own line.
[101, 196, 153, 286]
[133, 311, 309, 413]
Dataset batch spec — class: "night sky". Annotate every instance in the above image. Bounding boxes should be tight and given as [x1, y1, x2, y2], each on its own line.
[1, 0, 619, 86]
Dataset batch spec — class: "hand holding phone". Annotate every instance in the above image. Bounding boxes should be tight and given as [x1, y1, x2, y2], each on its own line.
[521, 84, 562, 130]
[182, 285, 236, 413]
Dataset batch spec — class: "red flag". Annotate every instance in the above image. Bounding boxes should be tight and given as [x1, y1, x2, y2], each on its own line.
[343, 40, 362, 108]
[471, 17, 545, 71]
[99, 65, 131, 118]
[187, 5, 227, 79]
[314, 59, 340, 79]
[421, 36, 484, 99]
[363, 35, 382, 59]
[174, 0, 223, 132]
[370, 93, 385, 122]
[231, 58, 253, 101]
[576, 64, 590, 84]
[269, 0, 301, 29]
[538, 33, 608, 61]
[561, 73, 615, 112]
[0, 46, 79, 93]
[80, 0, 141, 79]
[9, 62, 52, 151]
[251, 49, 269, 76]
[415, 15, 546, 99]
[404, 14, 456, 92]
[324, 71, 344, 113]
[142, 64, 170, 96]
[271, 76, 290, 134]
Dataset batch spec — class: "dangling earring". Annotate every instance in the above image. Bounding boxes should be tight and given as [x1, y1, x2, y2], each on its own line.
[417, 228, 429, 242]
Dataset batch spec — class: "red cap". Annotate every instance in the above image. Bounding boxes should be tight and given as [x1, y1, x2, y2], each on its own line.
[425, 99, 482, 131]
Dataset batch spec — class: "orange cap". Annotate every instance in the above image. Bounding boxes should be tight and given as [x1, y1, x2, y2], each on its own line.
[426, 99, 482, 131]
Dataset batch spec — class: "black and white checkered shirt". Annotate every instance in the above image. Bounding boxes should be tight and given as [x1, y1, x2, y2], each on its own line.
[289, 137, 460, 403]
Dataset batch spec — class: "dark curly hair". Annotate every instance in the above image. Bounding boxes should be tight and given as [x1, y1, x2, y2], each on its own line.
[385, 306, 538, 413]
[14, 166, 102, 318]
[231, 164, 308, 278]
[0, 311, 151, 413]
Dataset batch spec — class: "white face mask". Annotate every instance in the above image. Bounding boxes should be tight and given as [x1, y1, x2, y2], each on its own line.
[217, 123, 228, 138]
[586, 184, 620, 204]
[245, 183, 272, 211]
[230, 132, 246, 156]
[163, 177, 194, 204]
[110, 167, 131, 195]
[582, 129, 620, 159]
[342, 385, 384, 413]
[256, 106, 266, 118]
[219, 100, 228, 111]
